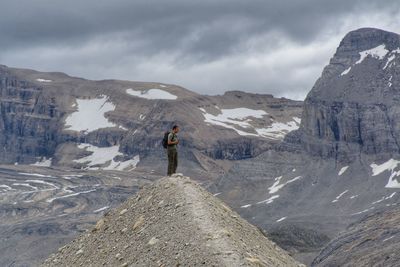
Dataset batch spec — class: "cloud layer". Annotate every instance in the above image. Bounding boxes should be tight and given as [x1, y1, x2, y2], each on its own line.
[1, 0, 399, 99]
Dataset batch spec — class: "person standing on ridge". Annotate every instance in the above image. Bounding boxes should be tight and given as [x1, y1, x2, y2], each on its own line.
[167, 125, 179, 176]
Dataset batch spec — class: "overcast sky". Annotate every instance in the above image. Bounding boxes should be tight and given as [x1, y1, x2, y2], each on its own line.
[0, 0, 399, 100]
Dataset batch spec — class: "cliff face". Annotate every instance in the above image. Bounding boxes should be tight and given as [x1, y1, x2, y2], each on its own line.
[0, 66, 63, 163]
[292, 28, 400, 161]
[42, 175, 303, 267]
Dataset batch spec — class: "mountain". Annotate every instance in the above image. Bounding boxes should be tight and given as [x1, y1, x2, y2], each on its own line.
[0, 64, 302, 179]
[0, 65, 302, 265]
[213, 28, 400, 264]
[42, 174, 303, 267]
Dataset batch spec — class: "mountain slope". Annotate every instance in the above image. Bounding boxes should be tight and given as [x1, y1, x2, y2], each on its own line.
[0, 64, 302, 179]
[42, 174, 303, 267]
[212, 28, 400, 265]
[312, 207, 400, 266]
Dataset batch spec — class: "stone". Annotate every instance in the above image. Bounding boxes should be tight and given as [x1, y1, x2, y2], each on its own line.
[119, 209, 128, 216]
[132, 215, 145, 231]
[93, 219, 105, 232]
[148, 237, 159, 245]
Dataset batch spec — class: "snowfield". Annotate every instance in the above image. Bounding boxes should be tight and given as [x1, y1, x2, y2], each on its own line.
[126, 88, 177, 100]
[370, 158, 400, 188]
[341, 44, 397, 76]
[199, 107, 300, 140]
[356, 44, 389, 64]
[65, 95, 116, 133]
[74, 143, 140, 171]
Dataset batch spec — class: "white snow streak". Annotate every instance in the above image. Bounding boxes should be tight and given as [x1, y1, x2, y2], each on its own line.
[276, 217, 287, 222]
[36, 78, 52, 82]
[268, 176, 302, 194]
[126, 88, 177, 100]
[332, 190, 349, 203]
[46, 189, 96, 203]
[338, 166, 349, 176]
[94, 206, 110, 213]
[257, 195, 280, 204]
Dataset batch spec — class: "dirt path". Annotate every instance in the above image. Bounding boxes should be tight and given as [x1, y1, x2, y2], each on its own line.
[176, 176, 243, 266]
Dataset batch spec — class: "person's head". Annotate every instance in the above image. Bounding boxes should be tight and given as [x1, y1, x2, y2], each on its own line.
[172, 125, 179, 133]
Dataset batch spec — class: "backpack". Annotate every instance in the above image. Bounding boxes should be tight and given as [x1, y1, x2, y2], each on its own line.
[162, 131, 170, 149]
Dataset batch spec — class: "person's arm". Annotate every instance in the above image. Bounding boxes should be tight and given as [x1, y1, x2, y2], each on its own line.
[167, 133, 178, 145]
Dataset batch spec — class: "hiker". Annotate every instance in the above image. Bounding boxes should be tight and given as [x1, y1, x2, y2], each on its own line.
[167, 125, 179, 176]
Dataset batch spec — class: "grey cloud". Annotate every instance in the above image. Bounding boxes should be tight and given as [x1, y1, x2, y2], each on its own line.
[0, 0, 400, 99]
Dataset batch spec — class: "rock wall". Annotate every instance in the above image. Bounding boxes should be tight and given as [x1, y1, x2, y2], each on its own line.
[286, 28, 400, 162]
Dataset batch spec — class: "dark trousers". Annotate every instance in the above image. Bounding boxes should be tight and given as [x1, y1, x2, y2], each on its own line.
[167, 148, 178, 175]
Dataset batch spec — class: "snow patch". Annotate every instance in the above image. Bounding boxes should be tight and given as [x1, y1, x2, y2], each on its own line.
[338, 166, 349, 176]
[276, 217, 287, 222]
[257, 195, 279, 204]
[255, 119, 300, 139]
[126, 88, 177, 100]
[94, 206, 110, 213]
[371, 192, 397, 205]
[370, 159, 400, 188]
[355, 44, 389, 64]
[341, 67, 352, 76]
[74, 143, 139, 171]
[383, 236, 395, 242]
[351, 206, 375, 216]
[268, 176, 302, 194]
[241, 204, 252, 208]
[18, 173, 55, 178]
[350, 195, 359, 199]
[199, 107, 300, 140]
[383, 48, 400, 69]
[65, 95, 116, 133]
[332, 190, 349, 203]
[30, 157, 52, 167]
[36, 78, 52, 82]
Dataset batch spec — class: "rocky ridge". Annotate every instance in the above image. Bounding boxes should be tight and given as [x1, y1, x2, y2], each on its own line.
[43, 174, 303, 267]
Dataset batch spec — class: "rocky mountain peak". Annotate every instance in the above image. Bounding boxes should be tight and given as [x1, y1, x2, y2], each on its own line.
[283, 28, 400, 161]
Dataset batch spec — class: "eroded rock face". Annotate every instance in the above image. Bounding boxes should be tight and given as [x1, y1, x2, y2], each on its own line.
[292, 28, 400, 161]
[0, 66, 63, 163]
